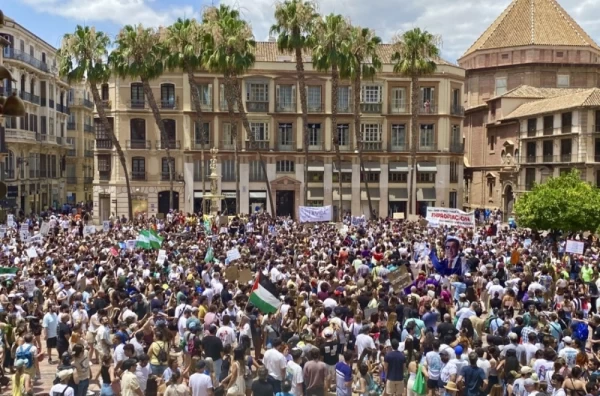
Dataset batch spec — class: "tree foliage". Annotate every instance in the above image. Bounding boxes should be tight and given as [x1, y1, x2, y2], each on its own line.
[514, 170, 600, 232]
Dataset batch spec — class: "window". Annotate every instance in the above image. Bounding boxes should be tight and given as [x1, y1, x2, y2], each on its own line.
[249, 160, 266, 181]
[391, 124, 406, 148]
[101, 84, 109, 101]
[198, 84, 212, 106]
[276, 85, 295, 111]
[278, 123, 293, 147]
[449, 191, 458, 208]
[194, 122, 210, 145]
[161, 83, 175, 108]
[421, 87, 435, 104]
[361, 85, 381, 103]
[450, 161, 458, 183]
[222, 159, 236, 181]
[307, 86, 322, 111]
[390, 88, 405, 111]
[130, 119, 146, 147]
[525, 168, 536, 189]
[276, 160, 295, 173]
[222, 122, 235, 149]
[420, 124, 435, 148]
[489, 135, 495, 151]
[98, 155, 111, 172]
[29, 45, 34, 57]
[246, 82, 268, 102]
[526, 142, 536, 162]
[556, 51, 564, 58]
[20, 40, 24, 52]
[488, 180, 494, 197]
[308, 123, 321, 147]
[527, 118, 537, 137]
[337, 124, 350, 146]
[557, 74, 570, 88]
[130, 83, 144, 107]
[193, 159, 211, 181]
[332, 173, 352, 183]
[161, 157, 175, 176]
[338, 86, 351, 111]
[495, 77, 507, 96]
[501, 53, 509, 60]
[5, 151, 14, 179]
[561, 112, 572, 133]
[417, 172, 435, 183]
[360, 172, 380, 183]
[361, 124, 382, 142]
[132, 157, 146, 179]
[389, 172, 407, 182]
[451, 125, 461, 147]
[162, 119, 176, 141]
[250, 122, 269, 141]
[220, 84, 238, 111]
[95, 117, 113, 140]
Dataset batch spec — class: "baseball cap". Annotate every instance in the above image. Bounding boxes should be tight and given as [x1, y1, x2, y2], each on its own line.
[563, 336, 573, 344]
[454, 345, 463, 355]
[521, 366, 532, 375]
[323, 328, 334, 338]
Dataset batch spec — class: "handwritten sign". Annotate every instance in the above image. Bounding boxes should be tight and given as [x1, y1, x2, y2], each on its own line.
[83, 226, 96, 236]
[387, 269, 413, 291]
[566, 240, 585, 255]
[226, 248, 241, 263]
[40, 222, 50, 236]
[103, 221, 110, 232]
[7, 215, 14, 227]
[126, 240, 137, 251]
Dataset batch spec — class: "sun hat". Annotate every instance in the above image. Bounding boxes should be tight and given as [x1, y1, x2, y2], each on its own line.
[444, 382, 459, 392]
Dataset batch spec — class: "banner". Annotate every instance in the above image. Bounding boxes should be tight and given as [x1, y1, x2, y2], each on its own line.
[226, 248, 241, 263]
[425, 207, 475, 228]
[566, 240, 585, 255]
[298, 205, 333, 223]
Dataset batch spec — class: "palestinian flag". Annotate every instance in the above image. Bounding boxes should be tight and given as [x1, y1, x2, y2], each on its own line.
[249, 273, 281, 314]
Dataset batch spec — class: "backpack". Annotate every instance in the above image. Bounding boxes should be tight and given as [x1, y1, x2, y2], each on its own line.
[483, 315, 497, 334]
[574, 322, 589, 342]
[156, 342, 168, 363]
[16, 345, 33, 368]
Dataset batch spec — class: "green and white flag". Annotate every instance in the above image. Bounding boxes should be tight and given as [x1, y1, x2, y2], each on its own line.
[148, 229, 163, 249]
[136, 230, 163, 250]
[204, 246, 214, 263]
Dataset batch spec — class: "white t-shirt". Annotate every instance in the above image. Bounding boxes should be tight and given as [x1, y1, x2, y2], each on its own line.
[113, 344, 126, 366]
[286, 360, 304, 395]
[263, 348, 287, 381]
[216, 326, 236, 347]
[136, 363, 152, 392]
[50, 384, 75, 396]
[189, 372, 213, 396]
[355, 334, 375, 358]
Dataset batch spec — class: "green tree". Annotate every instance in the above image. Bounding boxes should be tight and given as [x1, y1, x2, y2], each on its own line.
[271, 0, 319, 207]
[342, 26, 382, 218]
[391, 28, 440, 216]
[110, 25, 176, 211]
[514, 170, 600, 232]
[203, 5, 275, 215]
[313, 14, 349, 220]
[57, 26, 134, 221]
[164, 18, 208, 206]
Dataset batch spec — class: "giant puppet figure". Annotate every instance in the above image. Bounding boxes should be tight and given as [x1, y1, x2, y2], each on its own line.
[429, 236, 468, 276]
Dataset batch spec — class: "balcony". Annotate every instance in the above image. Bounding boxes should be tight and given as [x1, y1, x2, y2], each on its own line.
[542, 154, 554, 163]
[99, 171, 111, 181]
[362, 142, 382, 151]
[220, 101, 238, 112]
[40, 97, 47, 107]
[131, 171, 147, 181]
[70, 98, 95, 109]
[449, 143, 464, 153]
[56, 136, 64, 145]
[19, 91, 32, 103]
[161, 172, 175, 181]
[85, 150, 94, 158]
[308, 144, 323, 151]
[360, 103, 382, 113]
[419, 101, 438, 114]
[49, 99, 55, 108]
[277, 140, 295, 151]
[245, 141, 269, 150]
[67, 176, 78, 184]
[192, 140, 212, 150]
[390, 143, 408, 152]
[84, 177, 94, 184]
[160, 99, 177, 109]
[5, 128, 38, 143]
[276, 101, 296, 113]
[451, 104, 465, 116]
[3, 48, 50, 73]
[419, 145, 438, 152]
[5, 169, 15, 180]
[96, 139, 114, 150]
[338, 102, 353, 113]
[99, 100, 111, 109]
[156, 140, 181, 150]
[67, 149, 76, 157]
[56, 103, 70, 114]
[199, 100, 213, 112]
[561, 125, 573, 133]
[389, 100, 407, 114]
[29, 169, 40, 179]
[84, 124, 94, 133]
[338, 143, 353, 151]
[127, 140, 151, 150]
[129, 99, 146, 109]
[246, 100, 269, 112]
[31, 94, 40, 105]
[67, 122, 76, 130]
[220, 140, 236, 150]
[307, 103, 323, 113]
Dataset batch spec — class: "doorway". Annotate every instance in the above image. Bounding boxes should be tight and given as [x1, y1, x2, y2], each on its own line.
[158, 191, 179, 215]
[504, 184, 514, 218]
[276, 190, 295, 218]
[99, 194, 110, 222]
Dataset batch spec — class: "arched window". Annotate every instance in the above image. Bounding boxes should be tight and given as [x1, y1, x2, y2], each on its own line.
[160, 83, 175, 108]
[4, 150, 14, 179]
[160, 119, 177, 149]
[129, 118, 147, 149]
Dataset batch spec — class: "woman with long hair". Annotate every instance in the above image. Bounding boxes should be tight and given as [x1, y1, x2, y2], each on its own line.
[406, 352, 423, 396]
[221, 347, 246, 396]
[163, 371, 189, 396]
[11, 359, 32, 396]
[239, 335, 259, 396]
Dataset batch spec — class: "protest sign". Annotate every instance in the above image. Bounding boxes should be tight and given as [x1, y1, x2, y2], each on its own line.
[83, 226, 96, 236]
[388, 268, 413, 291]
[103, 221, 110, 233]
[26, 247, 38, 258]
[7, 215, 14, 227]
[351, 216, 366, 227]
[226, 248, 241, 263]
[238, 268, 253, 284]
[225, 265, 240, 281]
[566, 240, 585, 255]
[40, 222, 50, 236]
[126, 240, 137, 250]
[21, 279, 35, 295]
[425, 207, 475, 228]
[299, 206, 333, 223]
[157, 249, 167, 265]
[0, 226, 6, 238]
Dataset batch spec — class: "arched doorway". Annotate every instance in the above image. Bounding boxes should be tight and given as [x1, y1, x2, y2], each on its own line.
[504, 184, 514, 217]
[158, 191, 179, 215]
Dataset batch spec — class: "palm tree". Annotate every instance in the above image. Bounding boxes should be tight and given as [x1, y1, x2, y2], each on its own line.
[164, 18, 209, 209]
[270, 0, 319, 207]
[57, 26, 134, 221]
[342, 26, 382, 219]
[110, 25, 176, 212]
[313, 14, 349, 221]
[203, 5, 276, 216]
[391, 28, 440, 216]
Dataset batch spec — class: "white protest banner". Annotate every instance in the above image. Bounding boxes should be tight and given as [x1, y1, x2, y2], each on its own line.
[20, 230, 29, 242]
[226, 248, 242, 263]
[298, 205, 333, 223]
[157, 249, 167, 265]
[83, 226, 96, 236]
[21, 279, 35, 296]
[26, 247, 38, 258]
[126, 240, 137, 250]
[40, 221, 50, 236]
[103, 221, 110, 233]
[425, 207, 475, 228]
[566, 240, 585, 255]
[6, 215, 14, 227]
[0, 226, 6, 238]
[351, 216, 366, 227]
[28, 234, 43, 245]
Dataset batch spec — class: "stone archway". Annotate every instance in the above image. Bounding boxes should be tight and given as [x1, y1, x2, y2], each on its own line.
[504, 184, 514, 216]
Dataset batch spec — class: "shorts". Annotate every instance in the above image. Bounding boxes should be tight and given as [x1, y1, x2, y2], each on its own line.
[427, 379, 439, 390]
[46, 337, 57, 349]
[386, 380, 404, 395]
[86, 331, 96, 346]
[326, 364, 336, 381]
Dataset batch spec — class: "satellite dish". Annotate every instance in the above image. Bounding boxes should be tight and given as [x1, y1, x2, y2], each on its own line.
[0, 182, 7, 199]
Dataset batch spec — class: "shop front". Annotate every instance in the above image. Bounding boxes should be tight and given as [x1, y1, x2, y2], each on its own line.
[360, 189, 380, 218]
[193, 191, 204, 214]
[416, 187, 436, 217]
[249, 191, 267, 214]
[388, 188, 408, 218]
[221, 191, 237, 215]
[332, 187, 352, 219]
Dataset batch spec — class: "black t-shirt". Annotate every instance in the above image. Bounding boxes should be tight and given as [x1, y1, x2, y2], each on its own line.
[320, 341, 341, 366]
[356, 294, 370, 310]
[593, 325, 600, 353]
[90, 297, 108, 317]
[57, 322, 72, 348]
[486, 334, 508, 347]
[252, 379, 274, 396]
[437, 322, 458, 340]
[202, 335, 223, 361]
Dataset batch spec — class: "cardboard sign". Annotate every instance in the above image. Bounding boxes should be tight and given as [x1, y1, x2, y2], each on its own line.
[566, 240, 585, 255]
[0, 226, 6, 238]
[83, 226, 96, 236]
[226, 248, 241, 263]
[21, 279, 35, 295]
[388, 269, 413, 291]
[126, 240, 137, 250]
[225, 265, 240, 281]
[392, 212, 405, 220]
[238, 268, 254, 284]
[103, 221, 110, 233]
[20, 230, 29, 242]
[40, 222, 50, 236]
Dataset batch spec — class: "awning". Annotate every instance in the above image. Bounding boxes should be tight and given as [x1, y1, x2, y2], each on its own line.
[333, 162, 353, 173]
[361, 190, 380, 200]
[249, 191, 267, 199]
[417, 188, 436, 201]
[223, 191, 237, 199]
[389, 188, 408, 201]
[307, 162, 324, 172]
[363, 162, 381, 172]
[194, 192, 204, 198]
[308, 188, 324, 200]
[389, 162, 409, 172]
[417, 162, 437, 172]
[333, 188, 352, 201]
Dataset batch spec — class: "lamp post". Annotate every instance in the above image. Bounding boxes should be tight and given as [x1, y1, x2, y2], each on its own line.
[202, 147, 224, 217]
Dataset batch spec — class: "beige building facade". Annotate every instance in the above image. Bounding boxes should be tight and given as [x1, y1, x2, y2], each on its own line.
[93, 43, 465, 221]
[460, 0, 600, 214]
[0, 16, 72, 213]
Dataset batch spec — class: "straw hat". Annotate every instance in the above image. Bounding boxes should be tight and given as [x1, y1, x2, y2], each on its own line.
[444, 382, 459, 392]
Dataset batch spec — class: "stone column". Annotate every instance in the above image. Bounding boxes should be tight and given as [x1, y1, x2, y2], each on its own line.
[183, 157, 194, 213]
[351, 162, 361, 216]
[324, 162, 333, 206]
[240, 162, 250, 215]
[379, 162, 389, 217]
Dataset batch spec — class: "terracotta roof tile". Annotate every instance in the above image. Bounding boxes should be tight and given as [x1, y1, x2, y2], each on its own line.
[461, 0, 600, 59]
[493, 85, 586, 100]
[502, 87, 600, 119]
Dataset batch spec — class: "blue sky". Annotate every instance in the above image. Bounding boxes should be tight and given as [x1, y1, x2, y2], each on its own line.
[2, 0, 600, 62]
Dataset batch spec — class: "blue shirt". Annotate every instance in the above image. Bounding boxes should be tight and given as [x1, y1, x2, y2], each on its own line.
[430, 250, 464, 276]
[384, 351, 406, 381]
[335, 362, 352, 396]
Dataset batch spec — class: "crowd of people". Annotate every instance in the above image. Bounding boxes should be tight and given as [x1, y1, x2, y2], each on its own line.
[0, 209, 598, 396]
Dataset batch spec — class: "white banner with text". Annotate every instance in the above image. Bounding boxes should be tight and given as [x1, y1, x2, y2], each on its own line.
[299, 205, 333, 223]
[426, 207, 475, 228]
